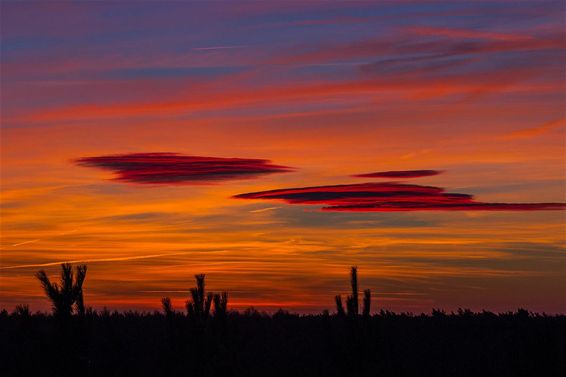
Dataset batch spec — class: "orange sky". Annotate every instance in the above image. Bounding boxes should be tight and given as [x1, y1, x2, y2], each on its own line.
[1, 1, 565, 313]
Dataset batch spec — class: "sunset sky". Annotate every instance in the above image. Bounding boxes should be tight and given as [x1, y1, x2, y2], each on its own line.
[1, 1, 565, 314]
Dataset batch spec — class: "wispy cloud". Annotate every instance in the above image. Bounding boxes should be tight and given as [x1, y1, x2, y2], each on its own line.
[353, 170, 442, 179]
[273, 30, 564, 66]
[406, 26, 534, 42]
[505, 118, 566, 139]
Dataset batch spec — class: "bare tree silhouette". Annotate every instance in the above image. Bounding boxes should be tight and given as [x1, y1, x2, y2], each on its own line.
[335, 267, 371, 318]
[36, 263, 87, 318]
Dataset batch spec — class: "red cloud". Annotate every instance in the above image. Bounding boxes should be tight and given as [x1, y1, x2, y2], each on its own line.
[76, 153, 294, 185]
[353, 170, 442, 179]
[234, 182, 566, 212]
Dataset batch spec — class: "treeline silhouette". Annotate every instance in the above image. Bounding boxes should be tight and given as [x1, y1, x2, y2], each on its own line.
[0, 264, 564, 377]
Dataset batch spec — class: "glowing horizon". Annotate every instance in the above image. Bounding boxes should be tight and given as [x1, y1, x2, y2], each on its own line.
[1, 1, 565, 314]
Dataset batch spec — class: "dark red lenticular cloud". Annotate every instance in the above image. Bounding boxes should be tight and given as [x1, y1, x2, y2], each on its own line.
[353, 170, 442, 178]
[76, 153, 294, 184]
[234, 182, 566, 212]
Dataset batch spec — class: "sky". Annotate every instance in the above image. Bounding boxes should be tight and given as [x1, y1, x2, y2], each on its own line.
[1, 0, 565, 314]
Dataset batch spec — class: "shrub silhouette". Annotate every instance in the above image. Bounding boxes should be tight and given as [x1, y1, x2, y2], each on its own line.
[36, 263, 87, 318]
[335, 266, 371, 318]
[13, 304, 30, 317]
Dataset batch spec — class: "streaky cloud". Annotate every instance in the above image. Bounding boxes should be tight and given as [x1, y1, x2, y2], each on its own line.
[76, 152, 294, 185]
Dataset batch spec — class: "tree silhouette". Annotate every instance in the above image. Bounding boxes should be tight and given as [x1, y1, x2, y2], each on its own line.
[36, 263, 87, 318]
[162, 274, 228, 322]
[335, 295, 345, 317]
[162, 297, 174, 319]
[74, 265, 87, 316]
[335, 266, 371, 318]
[186, 274, 213, 321]
[363, 289, 371, 318]
[213, 291, 228, 319]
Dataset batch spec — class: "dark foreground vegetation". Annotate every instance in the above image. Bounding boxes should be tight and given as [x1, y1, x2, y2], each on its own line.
[0, 264, 564, 377]
[2, 308, 565, 377]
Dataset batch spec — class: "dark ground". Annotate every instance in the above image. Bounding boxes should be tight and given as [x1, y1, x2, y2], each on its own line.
[1, 309, 564, 377]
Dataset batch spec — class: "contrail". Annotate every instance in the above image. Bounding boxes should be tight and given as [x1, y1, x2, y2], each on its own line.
[9, 229, 78, 248]
[11, 239, 41, 247]
[0, 252, 187, 270]
[249, 207, 280, 213]
[192, 45, 247, 51]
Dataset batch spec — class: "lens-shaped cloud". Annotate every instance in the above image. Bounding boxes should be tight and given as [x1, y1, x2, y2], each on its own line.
[76, 153, 294, 184]
[234, 181, 566, 212]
